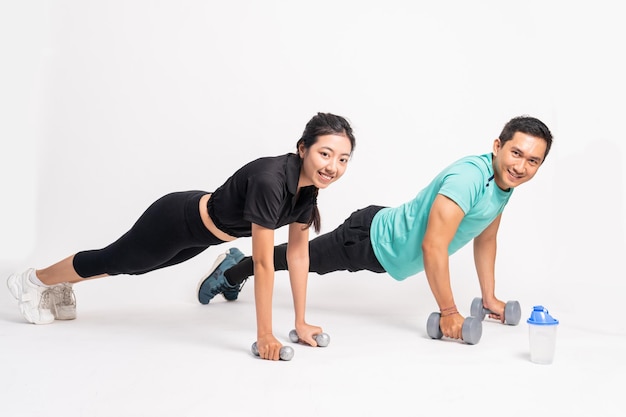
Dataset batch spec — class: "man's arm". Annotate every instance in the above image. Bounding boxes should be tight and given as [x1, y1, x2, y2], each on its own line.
[422, 194, 466, 339]
[473, 214, 506, 321]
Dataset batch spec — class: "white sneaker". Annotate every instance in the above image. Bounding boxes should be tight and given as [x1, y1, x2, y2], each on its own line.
[45, 283, 77, 320]
[7, 268, 55, 324]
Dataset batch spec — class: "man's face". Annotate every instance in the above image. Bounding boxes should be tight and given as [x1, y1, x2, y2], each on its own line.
[492, 131, 547, 190]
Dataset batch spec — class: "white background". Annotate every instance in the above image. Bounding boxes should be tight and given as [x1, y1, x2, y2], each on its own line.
[1, 1, 624, 416]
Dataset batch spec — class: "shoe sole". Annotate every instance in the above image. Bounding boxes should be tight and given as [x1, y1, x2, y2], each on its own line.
[53, 308, 77, 320]
[197, 252, 227, 304]
[7, 274, 22, 302]
[7, 274, 21, 300]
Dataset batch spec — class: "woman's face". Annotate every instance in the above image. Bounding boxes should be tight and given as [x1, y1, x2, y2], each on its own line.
[298, 134, 353, 189]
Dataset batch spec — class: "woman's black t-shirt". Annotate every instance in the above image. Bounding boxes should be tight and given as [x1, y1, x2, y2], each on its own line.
[207, 153, 317, 238]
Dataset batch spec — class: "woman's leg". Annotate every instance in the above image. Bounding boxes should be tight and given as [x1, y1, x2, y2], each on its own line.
[9, 191, 222, 324]
[38, 191, 221, 285]
[37, 255, 96, 285]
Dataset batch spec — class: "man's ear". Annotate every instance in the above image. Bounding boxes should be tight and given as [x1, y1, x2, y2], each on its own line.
[492, 138, 502, 156]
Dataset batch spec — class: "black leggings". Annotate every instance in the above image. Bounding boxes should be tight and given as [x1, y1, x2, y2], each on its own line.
[226, 205, 387, 284]
[73, 191, 224, 278]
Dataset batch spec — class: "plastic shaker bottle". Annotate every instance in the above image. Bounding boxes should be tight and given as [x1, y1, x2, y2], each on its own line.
[527, 305, 559, 364]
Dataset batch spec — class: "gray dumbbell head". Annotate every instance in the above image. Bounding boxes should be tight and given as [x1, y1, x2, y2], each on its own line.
[470, 297, 486, 320]
[279, 346, 294, 361]
[289, 329, 299, 343]
[504, 301, 521, 326]
[426, 312, 444, 339]
[461, 316, 482, 345]
[315, 333, 331, 347]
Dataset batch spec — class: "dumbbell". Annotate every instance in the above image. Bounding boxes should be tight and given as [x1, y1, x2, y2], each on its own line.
[470, 297, 521, 325]
[289, 329, 331, 347]
[426, 312, 482, 345]
[251, 342, 294, 361]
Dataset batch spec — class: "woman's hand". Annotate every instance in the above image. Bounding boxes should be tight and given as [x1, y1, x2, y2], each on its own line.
[294, 322, 324, 347]
[256, 333, 283, 361]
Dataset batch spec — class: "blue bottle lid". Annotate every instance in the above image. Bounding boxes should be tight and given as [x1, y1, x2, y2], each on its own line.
[526, 305, 559, 325]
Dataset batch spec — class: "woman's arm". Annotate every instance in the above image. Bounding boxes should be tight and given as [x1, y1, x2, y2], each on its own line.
[286, 222, 322, 346]
[251, 223, 282, 360]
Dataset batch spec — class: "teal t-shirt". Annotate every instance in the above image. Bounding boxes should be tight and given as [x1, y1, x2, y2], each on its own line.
[370, 153, 512, 281]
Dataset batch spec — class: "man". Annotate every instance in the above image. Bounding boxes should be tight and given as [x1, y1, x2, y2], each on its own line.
[198, 115, 553, 342]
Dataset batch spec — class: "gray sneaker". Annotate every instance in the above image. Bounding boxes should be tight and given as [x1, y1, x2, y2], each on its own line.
[7, 268, 55, 324]
[45, 283, 77, 320]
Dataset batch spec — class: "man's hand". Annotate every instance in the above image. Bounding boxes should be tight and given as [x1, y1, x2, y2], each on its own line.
[483, 297, 506, 323]
[439, 313, 466, 340]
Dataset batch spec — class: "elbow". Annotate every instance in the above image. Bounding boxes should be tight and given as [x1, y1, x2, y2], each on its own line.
[252, 257, 274, 275]
[422, 239, 445, 259]
[287, 252, 308, 268]
[286, 246, 308, 267]
[421, 239, 434, 256]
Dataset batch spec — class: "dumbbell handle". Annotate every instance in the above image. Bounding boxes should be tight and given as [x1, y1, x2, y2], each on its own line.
[251, 342, 294, 361]
[426, 312, 482, 345]
[471, 297, 521, 325]
[289, 329, 331, 347]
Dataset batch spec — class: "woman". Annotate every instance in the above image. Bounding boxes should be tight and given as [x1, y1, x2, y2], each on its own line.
[7, 112, 356, 361]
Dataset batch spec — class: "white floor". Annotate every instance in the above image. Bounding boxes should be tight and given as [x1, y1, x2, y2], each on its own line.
[1, 258, 623, 417]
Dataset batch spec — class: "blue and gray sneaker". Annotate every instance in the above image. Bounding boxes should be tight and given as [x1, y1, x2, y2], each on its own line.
[222, 275, 248, 301]
[197, 248, 245, 304]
